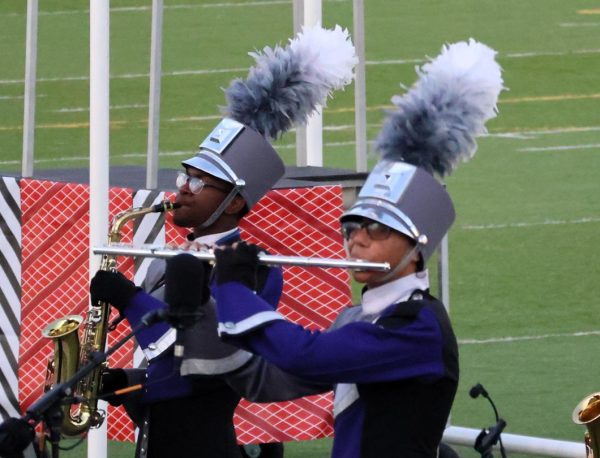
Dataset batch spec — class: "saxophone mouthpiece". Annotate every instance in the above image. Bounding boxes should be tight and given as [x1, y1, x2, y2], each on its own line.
[152, 201, 181, 213]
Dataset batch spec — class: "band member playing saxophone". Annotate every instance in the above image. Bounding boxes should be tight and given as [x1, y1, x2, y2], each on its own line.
[90, 24, 357, 458]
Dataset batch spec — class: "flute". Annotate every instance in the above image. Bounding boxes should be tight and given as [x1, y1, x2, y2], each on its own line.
[93, 245, 391, 272]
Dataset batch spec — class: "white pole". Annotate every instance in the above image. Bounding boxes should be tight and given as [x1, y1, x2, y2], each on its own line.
[88, 0, 110, 457]
[293, 0, 307, 166]
[303, 0, 323, 166]
[437, 232, 450, 430]
[352, 0, 367, 172]
[438, 233, 450, 309]
[146, 0, 164, 190]
[444, 426, 586, 458]
[22, 0, 38, 178]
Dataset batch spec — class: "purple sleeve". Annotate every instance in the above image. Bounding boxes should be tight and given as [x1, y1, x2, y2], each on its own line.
[123, 290, 171, 350]
[215, 282, 445, 384]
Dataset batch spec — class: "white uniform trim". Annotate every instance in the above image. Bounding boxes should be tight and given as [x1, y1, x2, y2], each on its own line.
[180, 349, 253, 375]
[333, 383, 360, 418]
[143, 327, 176, 361]
[218, 310, 284, 336]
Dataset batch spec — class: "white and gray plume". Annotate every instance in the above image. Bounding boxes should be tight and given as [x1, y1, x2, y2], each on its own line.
[375, 39, 504, 177]
[223, 24, 358, 140]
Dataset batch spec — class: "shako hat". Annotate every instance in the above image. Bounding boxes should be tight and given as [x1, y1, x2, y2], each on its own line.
[183, 118, 280, 214]
[342, 39, 505, 262]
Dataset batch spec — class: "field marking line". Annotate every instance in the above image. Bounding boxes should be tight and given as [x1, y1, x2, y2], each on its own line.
[560, 22, 600, 27]
[158, 68, 247, 77]
[53, 104, 148, 113]
[459, 330, 600, 345]
[0, 76, 88, 84]
[501, 93, 600, 103]
[487, 132, 535, 139]
[0, 94, 48, 101]
[0, 121, 351, 132]
[0, 140, 361, 166]
[462, 217, 600, 230]
[486, 125, 600, 139]
[504, 48, 600, 58]
[578, 9, 600, 14]
[0, 121, 127, 131]
[107, 1, 293, 13]
[4, 47, 600, 86]
[366, 48, 600, 65]
[7, 91, 597, 123]
[491, 126, 600, 136]
[0, 67, 248, 85]
[3, 113, 600, 142]
[365, 58, 423, 66]
[3, 135, 600, 166]
[166, 113, 375, 127]
[518, 143, 600, 152]
[166, 114, 223, 122]
[0, 0, 321, 17]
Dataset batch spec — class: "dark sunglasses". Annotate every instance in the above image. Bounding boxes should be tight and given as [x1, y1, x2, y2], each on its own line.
[176, 172, 229, 194]
[341, 219, 392, 241]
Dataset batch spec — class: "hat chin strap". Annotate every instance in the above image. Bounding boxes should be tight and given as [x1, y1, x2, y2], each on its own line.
[343, 234, 428, 283]
[199, 186, 244, 229]
[372, 234, 429, 284]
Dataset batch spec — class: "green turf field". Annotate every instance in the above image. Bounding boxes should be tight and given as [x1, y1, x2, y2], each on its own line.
[2, 0, 600, 456]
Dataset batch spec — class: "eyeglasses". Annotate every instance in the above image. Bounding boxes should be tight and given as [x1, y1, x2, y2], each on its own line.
[341, 219, 392, 241]
[176, 172, 229, 194]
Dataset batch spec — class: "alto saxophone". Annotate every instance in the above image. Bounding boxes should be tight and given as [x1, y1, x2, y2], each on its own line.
[573, 392, 600, 458]
[42, 200, 178, 436]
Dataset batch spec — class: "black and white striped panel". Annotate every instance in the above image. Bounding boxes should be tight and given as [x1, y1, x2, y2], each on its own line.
[0, 177, 21, 420]
[132, 189, 166, 367]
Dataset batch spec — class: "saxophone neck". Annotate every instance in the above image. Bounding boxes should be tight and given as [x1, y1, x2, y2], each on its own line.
[108, 200, 180, 244]
[102, 200, 180, 271]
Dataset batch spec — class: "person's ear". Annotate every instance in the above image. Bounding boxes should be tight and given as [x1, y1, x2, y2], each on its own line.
[224, 194, 246, 215]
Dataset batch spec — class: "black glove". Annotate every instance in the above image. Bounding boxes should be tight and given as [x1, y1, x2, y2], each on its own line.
[0, 417, 35, 457]
[100, 368, 128, 394]
[98, 368, 129, 406]
[214, 242, 261, 289]
[90, 270, 139, 314]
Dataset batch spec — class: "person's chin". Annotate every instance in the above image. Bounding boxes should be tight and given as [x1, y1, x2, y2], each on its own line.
[172, 211, 189, 228]
[352, 270, 371, 285]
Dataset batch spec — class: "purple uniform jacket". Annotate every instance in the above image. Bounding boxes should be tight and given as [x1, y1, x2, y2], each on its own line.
[214, 278, 459, 458]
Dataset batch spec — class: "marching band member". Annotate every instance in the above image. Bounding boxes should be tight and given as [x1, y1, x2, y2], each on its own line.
[211, 39, 504, 457]
[92, 120, 285, 458]
[90, 24, 357, 458]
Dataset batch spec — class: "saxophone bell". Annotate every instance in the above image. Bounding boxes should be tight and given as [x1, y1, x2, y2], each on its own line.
[41, 201, 178, 436]
[573, 392, 600, 458]
[42, 315, 103, 436]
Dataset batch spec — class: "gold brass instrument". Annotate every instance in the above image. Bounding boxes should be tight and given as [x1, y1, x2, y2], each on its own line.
[93, 245, 391, 272]
[42, 200, 179, 436]
[573, 392, 600, 458]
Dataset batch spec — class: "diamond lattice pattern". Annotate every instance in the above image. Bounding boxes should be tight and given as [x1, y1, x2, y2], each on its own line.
[19, 182, 350, 443]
